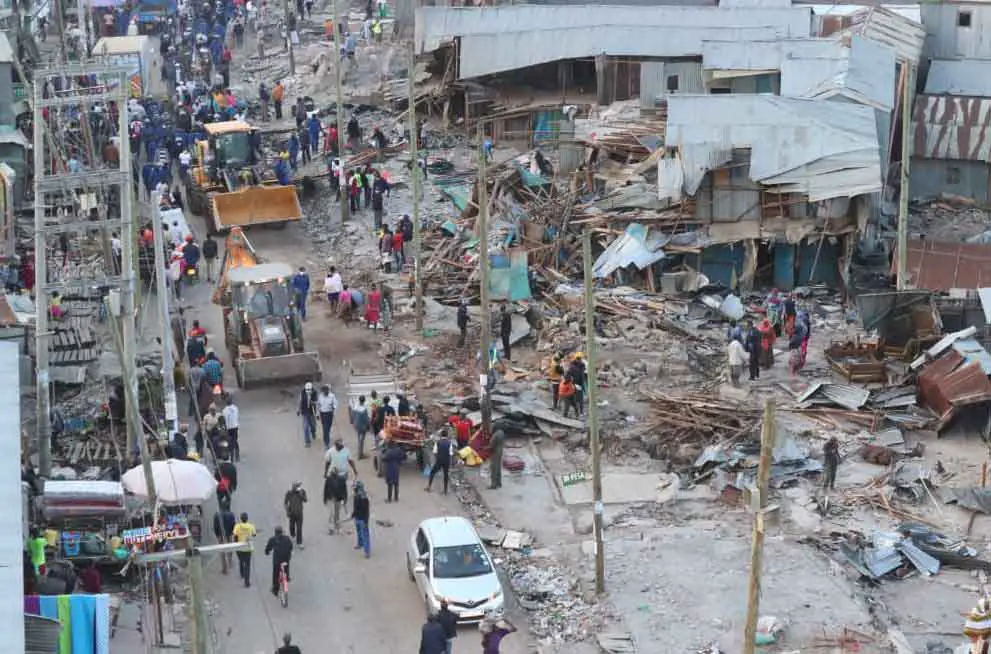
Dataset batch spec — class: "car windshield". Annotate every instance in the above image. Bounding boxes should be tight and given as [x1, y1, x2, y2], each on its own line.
[432, 544, 492, 579]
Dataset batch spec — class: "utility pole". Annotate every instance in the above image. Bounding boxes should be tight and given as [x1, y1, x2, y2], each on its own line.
[582, 229, 604, 594]
[896, 63, 914, 291]
[53, 0, 69, 63]
[477, 128, 492, 436]
[742, 399, 776, 654]
[106, 295, 157, 504]
[333, 0, 349, 222]
[282, 0, 296, 75]
[152, 193, 178, 438]
[408, 42, 423, 331]
[134, 541, 251, 654]
[33, 92, 51, 478]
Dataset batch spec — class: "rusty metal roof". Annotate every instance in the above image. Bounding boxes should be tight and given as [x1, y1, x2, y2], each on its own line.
[917, 350, 991, 431]
[913, 95, 991, 162]
[894, 239, 991, 291]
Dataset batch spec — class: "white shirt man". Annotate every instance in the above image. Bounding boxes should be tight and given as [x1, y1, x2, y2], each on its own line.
[324, 271, 342, 294]
[178, 150, 192, 168]
[222, 402, 240, 430]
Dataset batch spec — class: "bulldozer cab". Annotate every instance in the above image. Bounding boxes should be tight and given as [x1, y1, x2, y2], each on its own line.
[203, 120, 256, 169]
[228, 263, 295, 316]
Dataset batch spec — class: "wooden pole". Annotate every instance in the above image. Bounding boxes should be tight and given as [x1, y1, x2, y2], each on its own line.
[477, 127, 492, 436]
[409, 41, 423, 332]
[896, 63, 914, 290]
[333, 0, 349, 222]
[188, 549, 209, 654]
[582, 229, 605, 593]
[743, 399, 775, 654]
[282, 0, 296, 75]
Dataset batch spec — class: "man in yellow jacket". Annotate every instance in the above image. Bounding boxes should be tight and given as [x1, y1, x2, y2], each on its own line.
[546, 353, 564, 410]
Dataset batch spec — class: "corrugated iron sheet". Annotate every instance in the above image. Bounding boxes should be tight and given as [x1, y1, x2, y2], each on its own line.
[925, 60, 991, 97]
[917, 350, 991, 430]
[895, 239, 991, 291]
[592, 223, 667, 279]
[833, 5, 925, 63]
[913, 95, 991, 163]
[952, 338, 991, 375]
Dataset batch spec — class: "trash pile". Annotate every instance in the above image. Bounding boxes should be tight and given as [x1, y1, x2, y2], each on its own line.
[839, 523, 990, 580]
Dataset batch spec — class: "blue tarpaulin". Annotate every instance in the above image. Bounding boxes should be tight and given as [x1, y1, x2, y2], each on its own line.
[489, 249, 531, 301]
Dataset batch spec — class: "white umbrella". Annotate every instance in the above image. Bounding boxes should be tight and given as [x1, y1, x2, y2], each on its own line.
[122, 459, 217, 505]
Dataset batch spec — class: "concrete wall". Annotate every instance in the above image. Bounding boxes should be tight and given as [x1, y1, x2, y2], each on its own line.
[910, 157, 991, 202]
[639, 61, 704, 108]
[922, 4, 991, 60]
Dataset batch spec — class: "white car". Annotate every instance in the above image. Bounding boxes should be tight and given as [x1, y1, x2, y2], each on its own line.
[407, 516, 504, 623]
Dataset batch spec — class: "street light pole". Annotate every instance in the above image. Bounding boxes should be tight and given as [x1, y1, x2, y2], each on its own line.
[151, 193, 178, 438]
[896, 63, 914, 290]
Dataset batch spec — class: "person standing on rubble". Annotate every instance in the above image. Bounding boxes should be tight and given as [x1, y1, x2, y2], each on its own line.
[546, 352, 564, 409]
[727, 336, 747, 387]
[744, 320, 761, 381]
[258, 82, 270, 121]
[757, 317, 776, 369]
[489, 429, 505, 490]
[568, 354, 587, 413]
[457, 299, 470, 347]
[823, 437, 840, 491]
[499, 304, 513, 361]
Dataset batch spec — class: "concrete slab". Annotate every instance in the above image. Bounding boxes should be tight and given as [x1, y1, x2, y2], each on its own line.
[560, 472, 674, 506]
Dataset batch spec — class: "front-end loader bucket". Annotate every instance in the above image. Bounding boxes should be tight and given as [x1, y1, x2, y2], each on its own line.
[212, 186, 303, 229]
[236, 352, 323, 389]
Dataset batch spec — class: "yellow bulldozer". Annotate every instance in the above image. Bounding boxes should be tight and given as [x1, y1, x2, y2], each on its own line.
[213, 228, 322, 388]
[188, 120, 303, 235]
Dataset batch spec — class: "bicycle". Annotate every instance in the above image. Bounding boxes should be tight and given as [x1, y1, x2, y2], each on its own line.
[277, 561, 289, 608]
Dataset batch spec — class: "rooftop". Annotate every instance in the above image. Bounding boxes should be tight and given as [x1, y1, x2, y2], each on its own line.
[421, 516, 480, 548]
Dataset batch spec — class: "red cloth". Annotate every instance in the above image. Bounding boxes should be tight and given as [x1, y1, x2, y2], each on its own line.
[392, 233, 404, 252]
[365, 289, 382, 324]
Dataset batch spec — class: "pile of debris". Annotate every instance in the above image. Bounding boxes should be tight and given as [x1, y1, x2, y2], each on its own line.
[838, 523, 989, 580]
[643, 391, 761, 451]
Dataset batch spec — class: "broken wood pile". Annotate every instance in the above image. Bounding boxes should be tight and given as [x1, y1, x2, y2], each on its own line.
[642, 391, 761, 445]
[580, 114, 667, 160]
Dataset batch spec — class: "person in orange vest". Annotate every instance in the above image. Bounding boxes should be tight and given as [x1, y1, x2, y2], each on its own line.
[272, 80, 286, 120]
[559, 375, 579, 418]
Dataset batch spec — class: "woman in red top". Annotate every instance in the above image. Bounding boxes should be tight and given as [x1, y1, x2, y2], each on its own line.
[391, 229, 404, 269]
[364, 283, 382, 328]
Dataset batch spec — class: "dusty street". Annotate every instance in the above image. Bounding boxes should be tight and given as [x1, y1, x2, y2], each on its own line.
[175, 210, 529, 654]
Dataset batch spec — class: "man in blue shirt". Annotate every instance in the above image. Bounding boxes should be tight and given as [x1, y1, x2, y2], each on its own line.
[291, 267, 311, 321]
[202, 351, 223, 387]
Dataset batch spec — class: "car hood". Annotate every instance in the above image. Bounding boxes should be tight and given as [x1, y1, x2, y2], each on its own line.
[431, 572, 501, 604]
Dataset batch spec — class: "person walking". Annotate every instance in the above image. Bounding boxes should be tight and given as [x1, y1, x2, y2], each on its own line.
[419, 614, 447, 654]
[437, 599, 458, 654]
[223, 395, 241, 461]
[202, 234, 218, 282]
[425, 428, 455, 494]
[298, 382, 318, 447]
[232, 512, 257, 588]
[744, 320, 761, 381]
[284, 481, 308, 548]
[323, 468, 347, 534]
[383, 439, 404, 502]
[291, 266, 311, 320]
[213, 504, 236, 574]
[324, 266, 343, 309]
[499, 304, 512, 361]
[316, 384, 338, 449]
[276, 633, 302, 654]
[352, 480, 371, 558]
[264, 525, 294, 596]
[259, 82, 270, 121]
[351, 394, 371, 459]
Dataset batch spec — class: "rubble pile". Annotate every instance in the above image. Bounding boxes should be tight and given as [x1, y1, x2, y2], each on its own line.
[642, 392, 761, 454]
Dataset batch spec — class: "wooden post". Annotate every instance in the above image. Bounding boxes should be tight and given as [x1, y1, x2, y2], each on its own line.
[582, 229, 605, 593]
[333, 0, 349, 222]
[477, 127, 492, 436]
[896, 63, 914, 290]
[743, 399, 775, 654]
[409, 41, 423, 332]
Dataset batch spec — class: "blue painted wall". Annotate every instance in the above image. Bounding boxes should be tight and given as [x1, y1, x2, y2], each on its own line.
[699, 244, 745, 288]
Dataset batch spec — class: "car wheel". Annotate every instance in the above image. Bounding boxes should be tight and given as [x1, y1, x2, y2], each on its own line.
[407, 555, 415, 582]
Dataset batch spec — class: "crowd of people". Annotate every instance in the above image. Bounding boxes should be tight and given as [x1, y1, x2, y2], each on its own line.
[724, 290, 814, 386]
